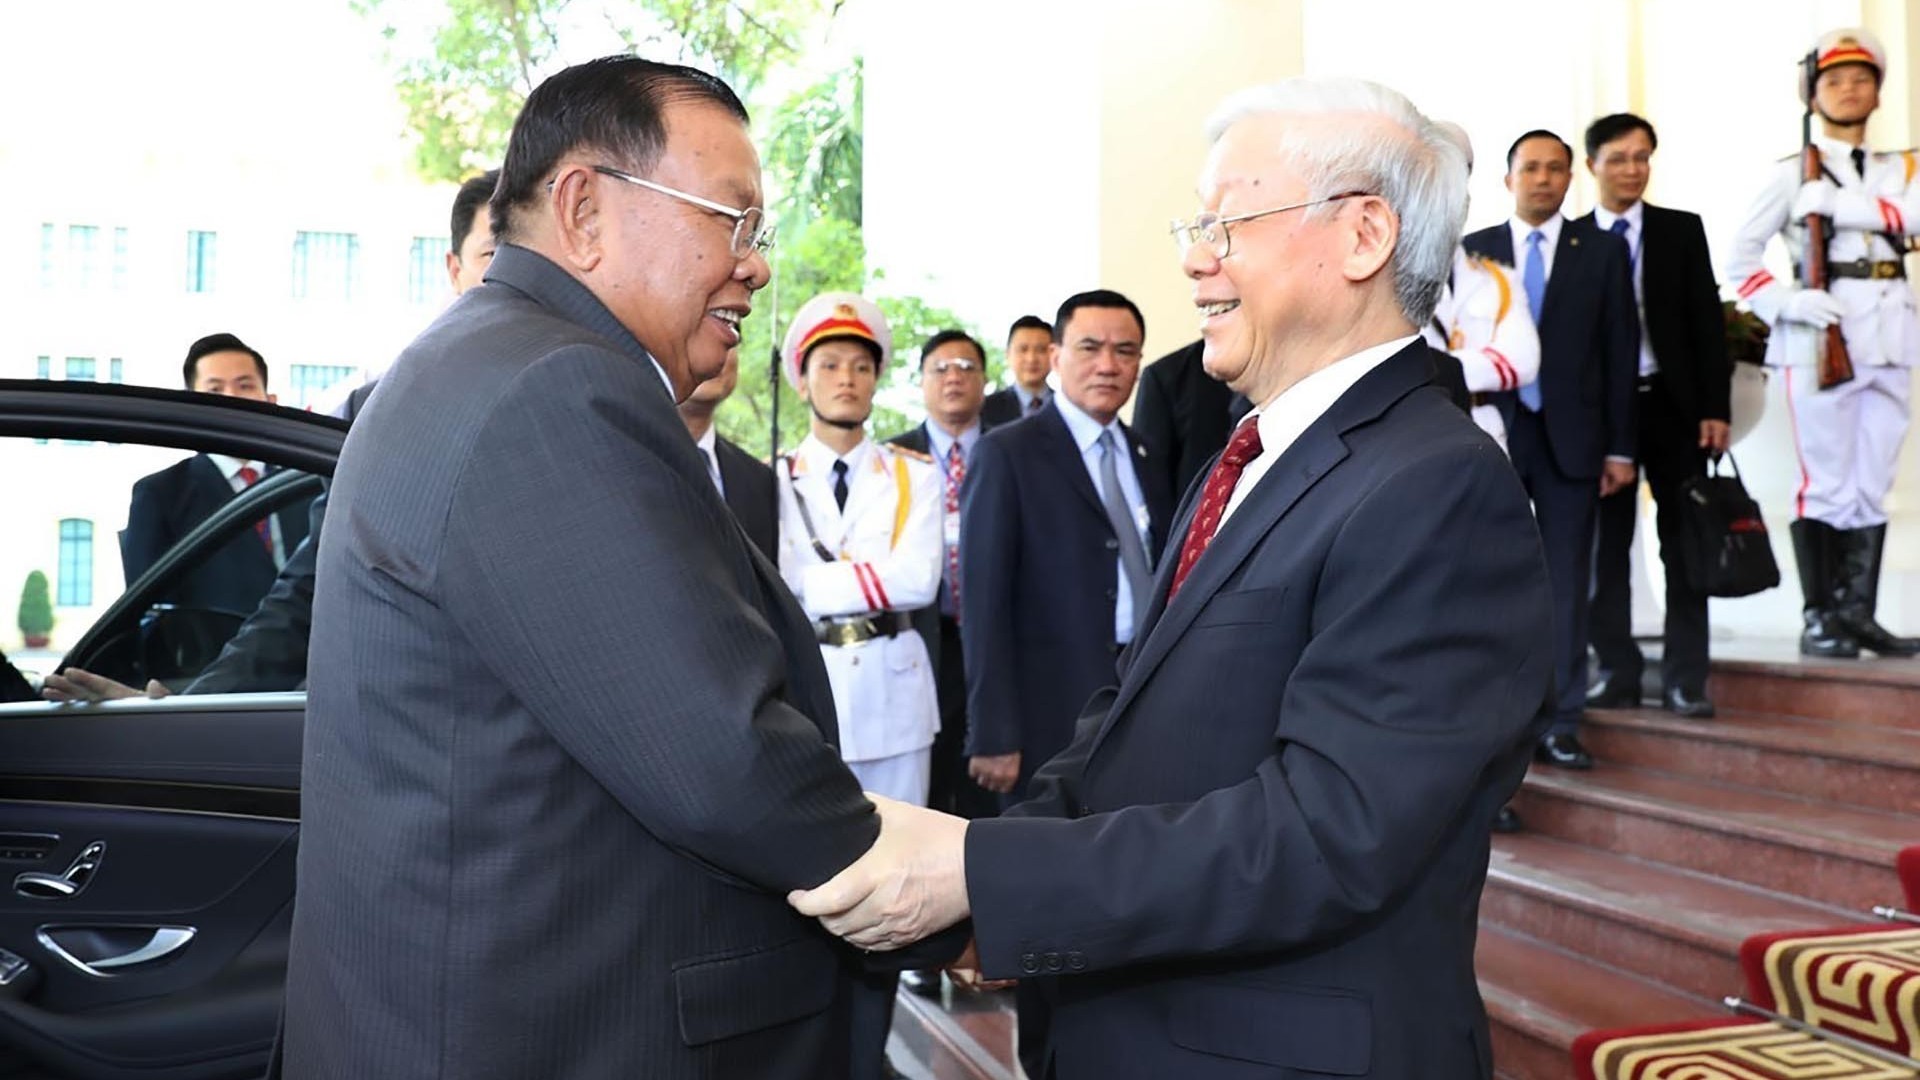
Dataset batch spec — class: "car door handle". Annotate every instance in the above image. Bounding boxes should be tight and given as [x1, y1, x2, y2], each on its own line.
[35, 926, 195, 977]
[13, 841, 104, 900]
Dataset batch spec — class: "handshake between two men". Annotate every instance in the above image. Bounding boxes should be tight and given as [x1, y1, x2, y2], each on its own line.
[787, 794, 1001, 983]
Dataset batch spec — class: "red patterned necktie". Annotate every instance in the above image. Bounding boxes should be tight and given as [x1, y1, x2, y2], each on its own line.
[235, 465, 273, 555]
[944, 441, 966, 619]
[1168, 417, 1264, 600]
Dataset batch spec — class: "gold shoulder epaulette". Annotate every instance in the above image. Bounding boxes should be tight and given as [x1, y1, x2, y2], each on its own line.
[889, 445, 933, 465]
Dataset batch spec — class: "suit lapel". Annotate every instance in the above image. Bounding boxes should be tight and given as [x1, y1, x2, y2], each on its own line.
[1033, 404, 1107, 522]
[1089, 344, 1434, 755]
[1121, 420, 1172, 560]
[1543, 222, 1583, 321]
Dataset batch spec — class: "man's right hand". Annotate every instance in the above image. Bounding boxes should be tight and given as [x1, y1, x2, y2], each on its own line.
[41, 668, 169, 703]
[1781, 289, 1846, 328]
[968, 752, 1020, 794]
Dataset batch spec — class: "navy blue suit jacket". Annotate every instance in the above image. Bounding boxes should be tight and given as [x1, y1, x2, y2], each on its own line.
[964, 343, 1554, 1079]
[1462, 218, 1639, 478]
[958, 401, 1172, 792]
[122, 454, 313, 617]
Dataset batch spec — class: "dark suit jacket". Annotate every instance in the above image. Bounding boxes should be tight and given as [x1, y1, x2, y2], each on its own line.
[122, 454, 313, 617]
[1130, 340, 1240, 502]
[885, 419, 991, 659]
[1463, 218, 1639, 478]
[285, 245, 888, 1080]
[1576, 204, 1730, 424]
[716, 435, 778, 561]
[958, 401, 1173, 793]
[980, 385, 1041, 428]
[964, 343, 1554, 1079]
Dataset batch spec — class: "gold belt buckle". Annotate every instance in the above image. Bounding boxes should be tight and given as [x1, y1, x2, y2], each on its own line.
[1874, 260, 1902, 279]
[822, 620, 871, 647]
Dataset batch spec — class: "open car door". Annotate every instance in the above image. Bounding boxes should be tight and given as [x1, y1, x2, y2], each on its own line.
[0, 380, 345, 1080]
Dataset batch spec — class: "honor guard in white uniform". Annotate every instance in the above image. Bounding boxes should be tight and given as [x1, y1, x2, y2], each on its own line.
[1426, 247, 1541, 452]
[777, 293, 944, 800]
[777, 293, 943, 1080]
[1427, 120, 1541, 454]
[1728, 28, 1920, 657]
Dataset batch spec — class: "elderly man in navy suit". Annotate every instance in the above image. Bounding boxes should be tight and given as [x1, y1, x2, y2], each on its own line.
[1463, 130, 1639, 786]
[792, 77, 1553, 1080]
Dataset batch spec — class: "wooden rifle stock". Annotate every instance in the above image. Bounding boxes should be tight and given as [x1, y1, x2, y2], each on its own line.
[1802, 133, 1855, 391]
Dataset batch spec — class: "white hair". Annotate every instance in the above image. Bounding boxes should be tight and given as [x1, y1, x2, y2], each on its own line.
[1205, 77, 1468, 327]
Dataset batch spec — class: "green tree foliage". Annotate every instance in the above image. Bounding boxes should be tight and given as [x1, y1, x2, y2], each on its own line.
[353, 0, 816, 182]
[352, 0, 979, 458]
[17, 571, 52, 641]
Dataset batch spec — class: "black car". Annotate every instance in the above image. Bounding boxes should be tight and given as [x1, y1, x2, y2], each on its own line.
[0, 379, 345, 1080]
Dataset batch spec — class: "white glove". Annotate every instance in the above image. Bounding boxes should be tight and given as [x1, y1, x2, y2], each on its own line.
[1791, 179, 1839, 220]
[1781, 288, 1847, 328]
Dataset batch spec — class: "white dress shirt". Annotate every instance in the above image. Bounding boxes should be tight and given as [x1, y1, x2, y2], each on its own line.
[207, 452, 286, 567]
[1591, 201, 1658, 377]
[1221, 335, 1417, 529]
[1054, 394, 1152, 644]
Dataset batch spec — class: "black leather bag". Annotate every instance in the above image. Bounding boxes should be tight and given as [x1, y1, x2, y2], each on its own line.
[1678, 453, 1780, 598]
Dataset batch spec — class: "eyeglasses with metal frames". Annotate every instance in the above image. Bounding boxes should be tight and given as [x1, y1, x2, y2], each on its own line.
[1169, 190, 1371, 259]
[588, 164, 776, 258]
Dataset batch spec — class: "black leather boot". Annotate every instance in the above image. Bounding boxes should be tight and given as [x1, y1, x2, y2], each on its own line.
[1790, 520, 1860, 658]
[1836, 525, 1920, 657]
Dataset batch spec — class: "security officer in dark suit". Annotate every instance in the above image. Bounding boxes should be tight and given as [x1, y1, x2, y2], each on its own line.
[1579, 113, 1731, 718]
[680, 347, 777, 560]
[980, 315, 1054, 426]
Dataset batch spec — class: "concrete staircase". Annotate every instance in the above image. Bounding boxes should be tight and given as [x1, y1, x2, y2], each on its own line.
[1481, 642, 1920, 1079]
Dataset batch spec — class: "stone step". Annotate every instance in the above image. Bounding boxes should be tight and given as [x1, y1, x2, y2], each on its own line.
[1707, 648, 1920, 731]
[1478, 925, 1710, 1080]
[1580, 707, 1920, 815]
[1512, 765, 1912, 911]
[890, 985, 1019, 1080]
[1482, 832, 1855, 1000]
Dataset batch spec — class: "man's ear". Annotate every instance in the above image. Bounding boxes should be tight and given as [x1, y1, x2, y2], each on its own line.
[444, 250, 462, 292]
[550, 166, 604, 273]
[1343, 196, 1398, 284]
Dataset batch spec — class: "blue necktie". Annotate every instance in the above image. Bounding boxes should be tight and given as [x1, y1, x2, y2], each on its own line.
[1608, 217, 1629, 239]
[1519, 230, 1546, 412]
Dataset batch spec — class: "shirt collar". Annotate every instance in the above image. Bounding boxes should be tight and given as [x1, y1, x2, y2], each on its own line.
[1013, 384, 1050, 409]
[206, 453, 257, 482]
[800, 433, 872, 476]
[1248, 335, 1419, 453]
[694, 426, 718, 456]
[1592, 200, 1643, 235]
[1053, 392, 1119, 454]
[1510, 213, 1564, 252]
[925, 421, 980, 461]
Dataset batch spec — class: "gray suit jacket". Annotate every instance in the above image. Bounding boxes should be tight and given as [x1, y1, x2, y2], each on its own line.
[283, 245, 884, 1080]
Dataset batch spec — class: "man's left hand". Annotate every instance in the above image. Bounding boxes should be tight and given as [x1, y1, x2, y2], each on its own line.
[1600, 460, 1638, 498]
[1699, 419, 1731, 455]
[788, 793, 970, 951]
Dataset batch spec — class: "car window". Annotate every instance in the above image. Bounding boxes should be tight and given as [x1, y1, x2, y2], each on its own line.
[0, 433, 320, 700]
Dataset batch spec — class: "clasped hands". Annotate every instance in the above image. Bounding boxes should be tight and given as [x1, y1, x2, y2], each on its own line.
[789, 793, 1002, 985]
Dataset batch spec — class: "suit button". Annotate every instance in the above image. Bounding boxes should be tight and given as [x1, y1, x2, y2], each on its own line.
[1105, 587, 1117, 600]
[1074, 806, 1094, 818]
[1020, 953, 1040, 975]
[1044, 952, 1064, 972]
[1104, 537, 1119, 551]
[1067, 952, 1087, 971]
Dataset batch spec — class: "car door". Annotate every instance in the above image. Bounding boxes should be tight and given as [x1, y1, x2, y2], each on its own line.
[0, 379, 345, 1080]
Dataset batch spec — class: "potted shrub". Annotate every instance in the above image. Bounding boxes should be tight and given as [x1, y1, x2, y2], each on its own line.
[17, 571, 52, 649]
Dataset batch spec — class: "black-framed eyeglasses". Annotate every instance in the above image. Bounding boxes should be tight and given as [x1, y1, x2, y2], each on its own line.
[1169, 190, 1370, 259]
[589, 164, 776, 259]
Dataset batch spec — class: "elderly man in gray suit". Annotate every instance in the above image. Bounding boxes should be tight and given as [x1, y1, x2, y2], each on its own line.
[281, 56, 945, 1080]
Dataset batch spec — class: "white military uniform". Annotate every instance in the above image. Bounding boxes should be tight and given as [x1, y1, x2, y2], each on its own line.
[1728, 137, 1920, 528]
[1422, 247, 1541, 453]
[777, 435, 943, 805]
